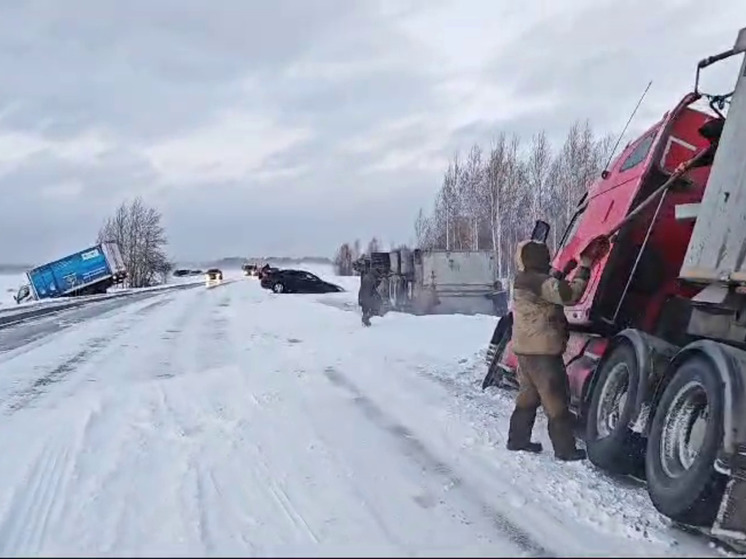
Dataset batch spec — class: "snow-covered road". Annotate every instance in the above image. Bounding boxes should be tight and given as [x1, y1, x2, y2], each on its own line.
[0, 276, 728, 557]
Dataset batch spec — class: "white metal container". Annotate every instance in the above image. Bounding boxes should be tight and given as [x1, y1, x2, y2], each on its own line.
[419, 250, 497, 315]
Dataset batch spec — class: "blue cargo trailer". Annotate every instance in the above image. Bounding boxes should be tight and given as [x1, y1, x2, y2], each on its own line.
[25, 241, 127, 301]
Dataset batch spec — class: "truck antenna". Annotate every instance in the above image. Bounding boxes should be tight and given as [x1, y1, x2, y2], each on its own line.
[601, 80, 653, 179]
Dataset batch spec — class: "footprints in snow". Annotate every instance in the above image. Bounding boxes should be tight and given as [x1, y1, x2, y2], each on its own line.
[0, 441, 74, 556]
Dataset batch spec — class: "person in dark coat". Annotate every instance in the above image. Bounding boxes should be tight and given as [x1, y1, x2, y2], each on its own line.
[358, 268, 382, 326]
[485, 279, 509, 316]
[507, 237, 609, 461]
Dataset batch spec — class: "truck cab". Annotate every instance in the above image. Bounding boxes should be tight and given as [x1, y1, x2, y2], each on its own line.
[557, 99, 715, 334]
[491, 97, 720, 398]
[485, 27, 746, 547]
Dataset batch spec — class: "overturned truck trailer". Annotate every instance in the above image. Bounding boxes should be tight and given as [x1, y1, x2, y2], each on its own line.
[366, 248, 499, 316]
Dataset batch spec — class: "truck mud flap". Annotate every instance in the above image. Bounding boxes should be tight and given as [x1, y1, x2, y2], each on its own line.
[482, 313, 513, 390]
[712, 448, 746, 550]
[482, 362, 503, 390]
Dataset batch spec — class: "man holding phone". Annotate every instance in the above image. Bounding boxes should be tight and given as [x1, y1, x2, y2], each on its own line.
[506, 235, 610, 461]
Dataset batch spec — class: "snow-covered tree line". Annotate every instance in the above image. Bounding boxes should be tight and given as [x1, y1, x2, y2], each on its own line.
[415, 120, 614, 279]
[333, 120, 613, 279]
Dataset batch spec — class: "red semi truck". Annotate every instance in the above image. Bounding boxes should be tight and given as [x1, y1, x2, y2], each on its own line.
[484, 27, 746, 545]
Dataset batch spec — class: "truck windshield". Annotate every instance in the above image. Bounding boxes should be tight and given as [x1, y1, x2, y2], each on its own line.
[557, 204, 587, 252]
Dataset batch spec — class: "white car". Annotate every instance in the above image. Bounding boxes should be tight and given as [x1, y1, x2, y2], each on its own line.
[205, 268, 223, 286]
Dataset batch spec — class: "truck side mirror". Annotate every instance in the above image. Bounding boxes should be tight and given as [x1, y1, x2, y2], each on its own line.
[531, 220, 550, 243]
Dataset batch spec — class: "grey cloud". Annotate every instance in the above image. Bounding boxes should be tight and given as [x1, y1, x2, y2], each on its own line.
[0, 0, 373, 140]
[154, 169, 431, 261]
[269, 68, 437, 129]
[482, 0, 742, 141]
[0, 0, 742, 265]
[0, 149, 160, 262]
[0, 148, 157, 202]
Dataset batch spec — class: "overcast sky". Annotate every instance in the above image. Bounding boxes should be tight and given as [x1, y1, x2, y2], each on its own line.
[0, 0, 742, 264]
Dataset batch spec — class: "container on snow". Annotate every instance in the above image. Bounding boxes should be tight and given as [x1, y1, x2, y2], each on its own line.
[24, 241, 127, 301]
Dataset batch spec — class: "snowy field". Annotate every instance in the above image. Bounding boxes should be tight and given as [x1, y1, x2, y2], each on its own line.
[0, 269, 731, 557]
[0, 273, 25, 308]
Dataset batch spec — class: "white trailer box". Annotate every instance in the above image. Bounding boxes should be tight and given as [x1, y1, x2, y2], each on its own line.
[417, 250, 497, 315]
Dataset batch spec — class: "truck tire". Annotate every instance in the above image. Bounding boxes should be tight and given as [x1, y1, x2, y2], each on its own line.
[585, 343, 645, 476]
[645, 354, 727, 526]
[272, 282, 285, 294]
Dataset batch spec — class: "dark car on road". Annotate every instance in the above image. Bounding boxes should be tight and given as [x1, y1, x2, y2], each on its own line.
[261, 269, 343, 294]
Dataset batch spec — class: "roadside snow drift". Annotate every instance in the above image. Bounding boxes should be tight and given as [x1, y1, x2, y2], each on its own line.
[0, 277, 729, 557]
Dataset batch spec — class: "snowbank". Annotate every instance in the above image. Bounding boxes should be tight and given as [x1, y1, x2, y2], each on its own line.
[0, 273, 24, 309]
[0, 271, 216, 313]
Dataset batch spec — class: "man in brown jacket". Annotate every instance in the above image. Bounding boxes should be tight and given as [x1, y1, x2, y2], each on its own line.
[507, 237, 609, 461]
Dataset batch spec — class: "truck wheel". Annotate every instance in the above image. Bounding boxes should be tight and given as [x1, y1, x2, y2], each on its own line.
[645, 355, 727, 526]
[482, 313, 513, 390]
[585, 343, 645, 476]
[272, 282, 285, 294]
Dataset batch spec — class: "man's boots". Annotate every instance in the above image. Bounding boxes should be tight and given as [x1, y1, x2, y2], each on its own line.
[506, 407, 543, 453]
[548, 414, 586, 461]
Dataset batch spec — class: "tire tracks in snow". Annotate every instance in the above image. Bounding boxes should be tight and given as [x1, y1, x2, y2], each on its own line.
[143, 379, 320, 554]
[321, 365, 551, 558]
[192, 288, 233, 373]
[0, 438, 74, 555]
[0, 287, 199, 359]
[144, 285, 232, 381]
[144, 288, 211, 381]
[1, 295, 176, 415]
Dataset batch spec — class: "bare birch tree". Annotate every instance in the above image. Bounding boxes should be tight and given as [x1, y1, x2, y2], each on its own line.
[333, 242, 355, 276]
[414, 208, 431, 248]
[98, 197, 170, 288]
[461, 144, 485, 250]
[367, 237, 381, 254]
[526, 131, 553, 226]
[484, 134, 507, 278]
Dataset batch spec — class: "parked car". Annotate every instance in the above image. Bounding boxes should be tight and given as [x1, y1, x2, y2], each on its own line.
[261, 269, 343, 294]
[173, 268, 203, 277]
